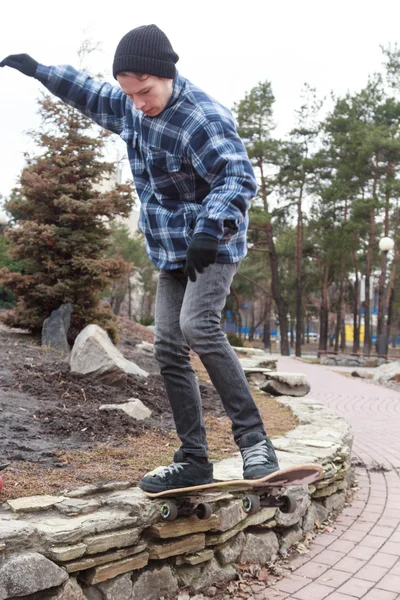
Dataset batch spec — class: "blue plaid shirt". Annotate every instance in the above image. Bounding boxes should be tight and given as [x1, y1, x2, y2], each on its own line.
[36, 64, 257, 270]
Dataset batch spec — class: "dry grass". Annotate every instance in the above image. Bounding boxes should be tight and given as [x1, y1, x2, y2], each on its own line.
[1, 354, 297, 501]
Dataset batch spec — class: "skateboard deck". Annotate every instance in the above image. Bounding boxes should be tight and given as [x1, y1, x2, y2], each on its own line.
[143, 463, 324, 521]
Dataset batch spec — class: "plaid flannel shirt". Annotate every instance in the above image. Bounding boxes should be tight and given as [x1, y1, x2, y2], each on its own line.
[36, 64, 257, 270]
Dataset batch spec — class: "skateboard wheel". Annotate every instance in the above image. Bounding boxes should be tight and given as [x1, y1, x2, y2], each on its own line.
[160, 501, 178, 521]
[280, 495, 297, 514]
[196, 502, 212, 520]
[242, 494, 261, 515]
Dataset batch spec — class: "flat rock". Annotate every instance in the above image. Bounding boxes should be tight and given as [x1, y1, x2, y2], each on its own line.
[65, 481, 131, 498]
[84, 527, 140, 554]
[82, 551, 149, 585]
[351, 370, 370, 378]
[176, 548, 214, 566]
[55, 498, 100, 516]
[148, 533, 205, 560]
[99, 399, 151, 421]
[34, 510, 138, 545]
[7, 495, 66, 513]
[260, 372, 311, 396]
[146, 515, 219, 539]
[64, 542, 148, 573]
[47, 543, 87, 562]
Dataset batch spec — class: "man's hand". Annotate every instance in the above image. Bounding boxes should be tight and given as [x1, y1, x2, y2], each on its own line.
[0, 54, 39, 77]
[184, 233, 219, 282]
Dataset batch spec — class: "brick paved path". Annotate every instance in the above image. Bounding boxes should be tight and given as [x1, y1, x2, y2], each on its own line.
[261, 357, 400, 600]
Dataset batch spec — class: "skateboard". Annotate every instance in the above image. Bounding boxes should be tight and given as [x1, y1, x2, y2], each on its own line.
[143, 463, 324, 521]
[0, 464, 9, 491]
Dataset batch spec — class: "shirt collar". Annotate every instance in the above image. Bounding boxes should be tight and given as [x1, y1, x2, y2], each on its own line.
[165, 72, 186, 110]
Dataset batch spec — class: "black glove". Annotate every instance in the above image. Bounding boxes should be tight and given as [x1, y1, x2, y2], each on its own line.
[184, 233, 219, 282]
[0, 54, 39, 77]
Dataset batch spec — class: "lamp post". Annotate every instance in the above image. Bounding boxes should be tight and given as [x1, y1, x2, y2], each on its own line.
[377, 237, 395, 357]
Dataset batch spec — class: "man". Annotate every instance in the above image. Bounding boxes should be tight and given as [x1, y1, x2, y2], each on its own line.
[1, 24, 279, 492]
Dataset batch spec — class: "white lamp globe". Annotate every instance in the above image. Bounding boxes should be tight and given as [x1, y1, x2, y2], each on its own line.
[379, 237, 395, 252]
[0, 208, 7, 225]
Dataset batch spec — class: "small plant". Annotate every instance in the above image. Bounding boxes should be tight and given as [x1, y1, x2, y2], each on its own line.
[227, 333, 244, 347]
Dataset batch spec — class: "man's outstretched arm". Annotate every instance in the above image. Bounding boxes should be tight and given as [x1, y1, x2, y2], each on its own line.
[1, 53, 129, 135]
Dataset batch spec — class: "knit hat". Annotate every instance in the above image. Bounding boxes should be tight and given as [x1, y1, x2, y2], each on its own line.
[113, 24, 179, 80]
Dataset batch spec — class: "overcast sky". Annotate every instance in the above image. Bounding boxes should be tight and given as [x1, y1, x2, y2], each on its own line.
[1, 0, 399, 202]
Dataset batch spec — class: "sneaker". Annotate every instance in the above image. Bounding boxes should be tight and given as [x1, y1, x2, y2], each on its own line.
[139, 454, 213, 493]
[239, 432, 279, 479]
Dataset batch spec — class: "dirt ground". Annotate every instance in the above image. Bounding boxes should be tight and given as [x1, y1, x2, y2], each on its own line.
[0, 317, 297, 500]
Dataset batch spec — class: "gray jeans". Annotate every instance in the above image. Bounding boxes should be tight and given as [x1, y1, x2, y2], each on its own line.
[153, 262, 266, 458]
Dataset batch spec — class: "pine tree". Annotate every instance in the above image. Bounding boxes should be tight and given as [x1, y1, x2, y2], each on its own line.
[0, 94, 135, 342]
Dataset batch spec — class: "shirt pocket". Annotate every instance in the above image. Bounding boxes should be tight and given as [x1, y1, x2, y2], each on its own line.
[120, 127, 145, 175]
[147, 148, 194, 207]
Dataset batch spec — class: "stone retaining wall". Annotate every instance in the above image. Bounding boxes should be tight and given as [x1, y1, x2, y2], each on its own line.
[0, 396, 353, 600]
[320, 353, 385, 367]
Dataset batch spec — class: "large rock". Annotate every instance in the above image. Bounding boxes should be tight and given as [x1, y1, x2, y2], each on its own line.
[373, 361, 400, 383]
[176, 558, 236, 592]
[279, 524, 303, 553]
[131, 565, 178, 600]
[0, 552, 68, 599]
[239, 531, 279, 563]
[7, 578, 87, 600]
[70, 325, 148, 385]
[96, 573, 133, 600]
[274, 485, 309, 527]
[216, 531, 246, 564]
[302, 503, 319, 533]
[42, 302, 73, 354]
[260, 372, 310, 397]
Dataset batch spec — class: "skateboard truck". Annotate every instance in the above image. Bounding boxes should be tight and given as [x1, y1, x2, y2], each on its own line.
[242, 487, 298, 516]
[160, 496, 213, 522]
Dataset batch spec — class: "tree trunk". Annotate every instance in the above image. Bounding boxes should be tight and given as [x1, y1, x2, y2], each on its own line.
[340, 320, 346, 351]
[353, 278, 360, 353]
[295, 186, 304, 357]
[387, 288, 394, 352]
[265, 221, 289, 355]
[263, 293, 271, 349]
[231, 288, 243, 339]
[365, 155, 379, 355]
[128, 277, 132, 320]
[319, 266, 329, 351]
[334, 273, 344, 353]
[249, 302, 255, 342]
[364, 210, 375, 355]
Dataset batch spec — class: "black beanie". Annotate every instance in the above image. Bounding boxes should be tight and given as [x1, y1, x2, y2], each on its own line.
[113, 24, 179, 80]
